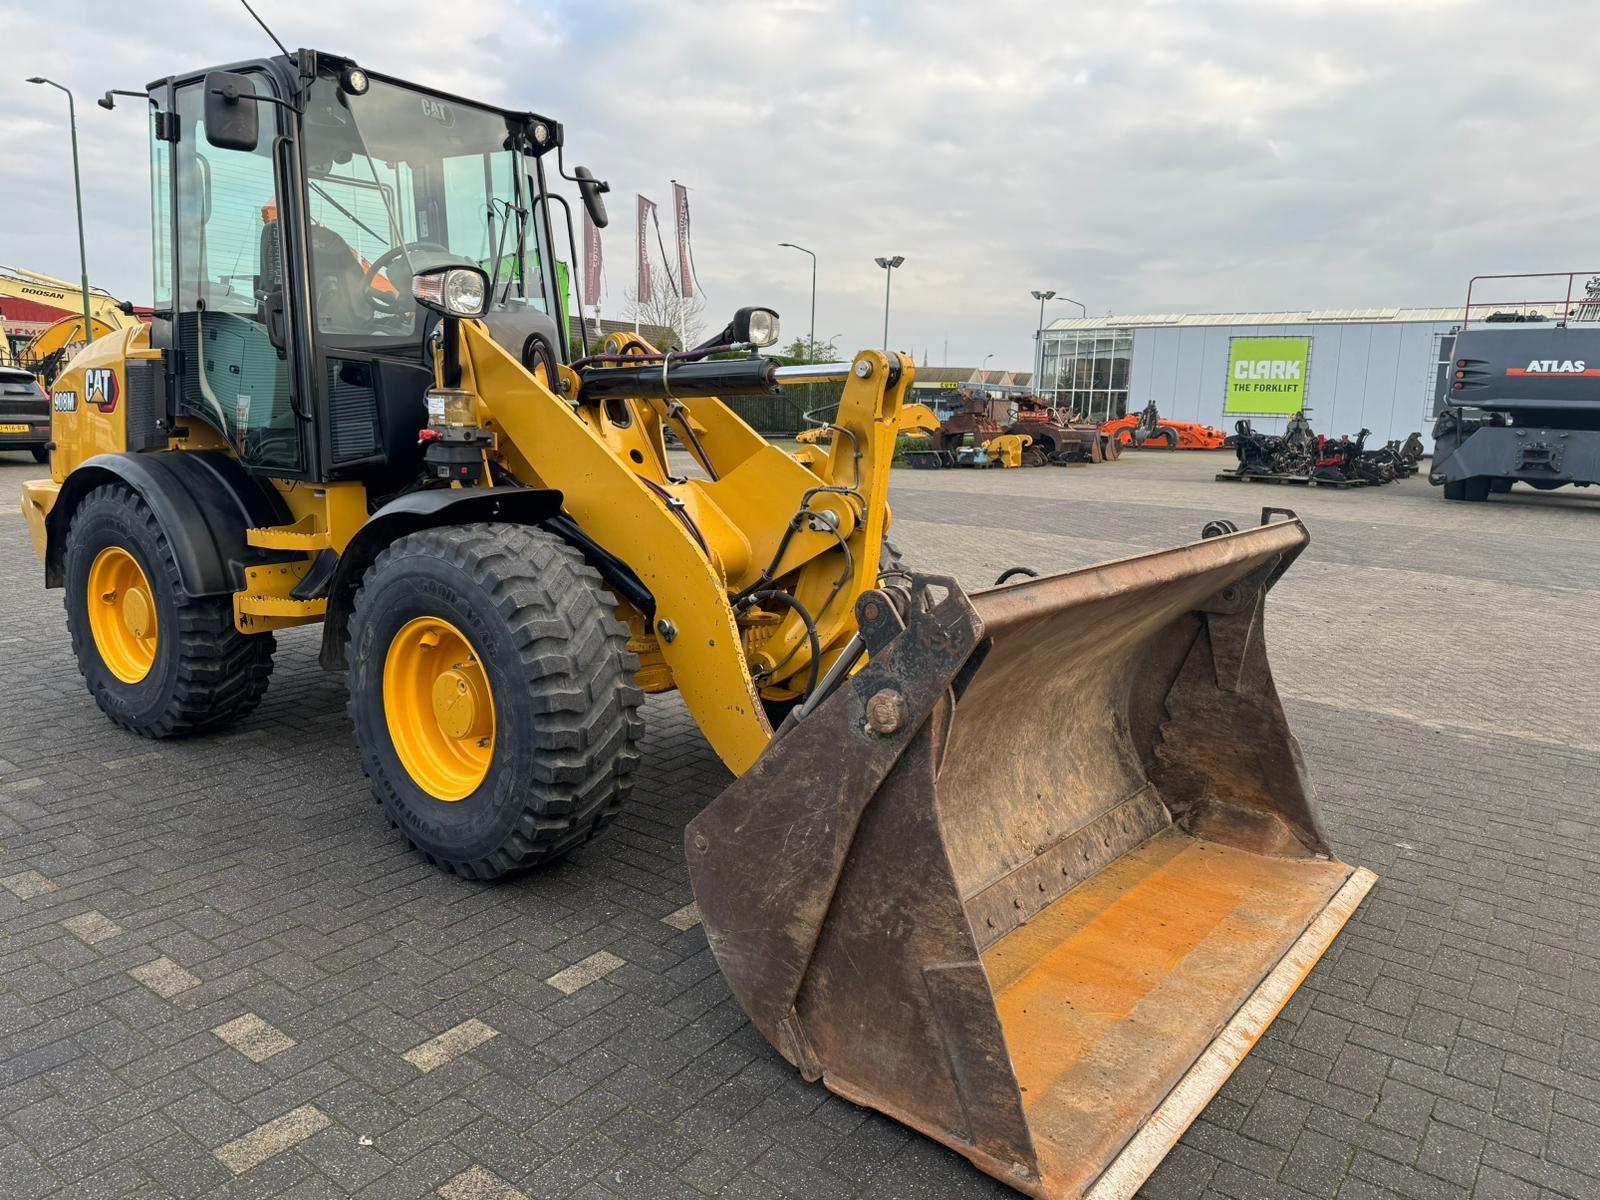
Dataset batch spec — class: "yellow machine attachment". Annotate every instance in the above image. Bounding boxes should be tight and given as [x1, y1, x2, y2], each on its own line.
[689, 517, 1375, 1198]
[981, 432, 1031, 468]
[897, 401, 940, 436]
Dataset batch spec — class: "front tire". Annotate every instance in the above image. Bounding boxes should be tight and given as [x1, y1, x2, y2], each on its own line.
[63, 483, 275, 737]
[347, 524, 643, 879]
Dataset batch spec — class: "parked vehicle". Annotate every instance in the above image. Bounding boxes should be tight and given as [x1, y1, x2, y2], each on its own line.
[0, 365, 50, 462]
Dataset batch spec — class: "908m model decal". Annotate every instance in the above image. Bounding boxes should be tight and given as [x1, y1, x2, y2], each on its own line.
[53, 389, 78, 412]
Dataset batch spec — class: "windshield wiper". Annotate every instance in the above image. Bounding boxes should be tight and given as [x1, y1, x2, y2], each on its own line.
[486, 195, 526, 307]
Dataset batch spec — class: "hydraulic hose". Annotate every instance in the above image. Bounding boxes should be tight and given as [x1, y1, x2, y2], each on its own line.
[738, 589, 822, 700]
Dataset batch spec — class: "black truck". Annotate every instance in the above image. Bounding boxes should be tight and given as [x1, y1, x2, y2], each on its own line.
[1431, 275, 1600, 501]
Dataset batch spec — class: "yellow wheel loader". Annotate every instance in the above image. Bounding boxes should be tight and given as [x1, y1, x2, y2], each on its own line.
[22, 48, 1374, 1199]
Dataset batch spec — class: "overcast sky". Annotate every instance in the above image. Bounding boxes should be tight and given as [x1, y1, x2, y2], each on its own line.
[2, 0, 1595, 372]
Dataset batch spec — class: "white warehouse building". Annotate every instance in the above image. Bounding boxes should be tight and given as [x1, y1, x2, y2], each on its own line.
[1038, 308, 1464, 444]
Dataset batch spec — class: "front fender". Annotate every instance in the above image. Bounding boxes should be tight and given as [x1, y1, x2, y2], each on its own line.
[317, 485, 643, 671]
[44, 451, 289, 594]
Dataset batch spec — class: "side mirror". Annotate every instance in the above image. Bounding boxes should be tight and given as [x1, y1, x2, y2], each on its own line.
[574, 166, 609, 229]
[203, 71, 260, 152]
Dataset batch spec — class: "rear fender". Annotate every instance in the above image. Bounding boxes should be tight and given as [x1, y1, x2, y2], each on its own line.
[317, 486, 653, 670]
[44, 451, 289, 594]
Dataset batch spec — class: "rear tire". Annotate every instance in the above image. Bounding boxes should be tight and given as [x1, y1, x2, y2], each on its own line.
[347, 523, 643, 879]
[31, 447, 49, 464]
[1490, 478, 1514, 494]
[63, 483, 275, 737]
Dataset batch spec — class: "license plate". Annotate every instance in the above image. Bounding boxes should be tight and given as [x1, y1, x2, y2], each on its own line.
[0, 424, 31, 434]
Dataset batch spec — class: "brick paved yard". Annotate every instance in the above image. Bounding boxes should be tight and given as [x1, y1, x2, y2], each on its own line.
[0, 447, 1597, 1200]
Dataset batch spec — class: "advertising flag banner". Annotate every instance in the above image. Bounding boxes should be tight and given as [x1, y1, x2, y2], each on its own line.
[1224, 337, 1312, 415]
[583, 207, 602, 304]
[673, 182, 694, 299]
[636, 195, 655, 303]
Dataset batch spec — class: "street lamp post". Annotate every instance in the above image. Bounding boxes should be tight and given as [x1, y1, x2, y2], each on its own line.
[27, 77, 93, 345]
[777, 242, 816, 361]
[1031, 289, 1057, 399]
[874, 255, 904, 351]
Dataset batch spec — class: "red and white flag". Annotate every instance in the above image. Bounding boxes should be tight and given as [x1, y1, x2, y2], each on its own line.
[636, 195, 655, 303]
[583, 206, 603, 306]
[673, 182, 694, 299]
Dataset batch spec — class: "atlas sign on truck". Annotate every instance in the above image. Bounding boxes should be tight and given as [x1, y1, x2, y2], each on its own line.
[1225, 337, 1311, 415]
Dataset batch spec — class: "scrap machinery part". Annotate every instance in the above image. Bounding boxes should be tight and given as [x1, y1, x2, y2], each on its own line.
[1102, 401, 1229, 451]
[980, 433, 1031, 468]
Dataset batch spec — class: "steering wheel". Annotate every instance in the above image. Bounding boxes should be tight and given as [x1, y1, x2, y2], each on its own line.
[362, 241, 467, 313]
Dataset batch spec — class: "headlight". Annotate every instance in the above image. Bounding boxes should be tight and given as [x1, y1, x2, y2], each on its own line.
[412, 266, 490, 318]
[732, 306, 780, 348]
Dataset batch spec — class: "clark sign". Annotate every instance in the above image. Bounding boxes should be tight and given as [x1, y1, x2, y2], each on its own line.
[1225, 337, 1311, 415]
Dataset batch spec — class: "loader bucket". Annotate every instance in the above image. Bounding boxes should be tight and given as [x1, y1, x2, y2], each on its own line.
[686, 519, 1375, 1199]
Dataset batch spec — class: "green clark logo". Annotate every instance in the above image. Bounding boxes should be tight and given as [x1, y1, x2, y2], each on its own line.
[1224, 337, 1311, 415]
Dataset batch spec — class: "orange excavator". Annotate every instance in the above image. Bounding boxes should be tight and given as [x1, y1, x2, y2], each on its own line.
[1102, 400, 1229, 450]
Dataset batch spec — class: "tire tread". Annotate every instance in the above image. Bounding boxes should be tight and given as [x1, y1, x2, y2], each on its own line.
[348, 523, 643, 879]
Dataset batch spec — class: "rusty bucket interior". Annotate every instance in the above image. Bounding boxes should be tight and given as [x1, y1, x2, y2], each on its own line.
[686, 519, 1375, 1199]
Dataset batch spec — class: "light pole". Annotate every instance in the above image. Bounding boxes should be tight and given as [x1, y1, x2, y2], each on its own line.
[1056, 297, 1086, 408]
[1032, 290, 1057, 399]
[874, 255, 904, 351]
[28, 77, 93, 344]
[982, 353, 994, 372]
[777, 242, 816, 361]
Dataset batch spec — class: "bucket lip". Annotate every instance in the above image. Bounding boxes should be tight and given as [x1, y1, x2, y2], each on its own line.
[1077, 865, 1377, 1200]
[970, 519, 1306, 637]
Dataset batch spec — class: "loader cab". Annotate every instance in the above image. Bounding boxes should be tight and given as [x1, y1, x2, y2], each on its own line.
[144, 51, 568, 493]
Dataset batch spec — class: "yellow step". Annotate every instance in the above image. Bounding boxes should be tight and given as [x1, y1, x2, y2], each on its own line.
[246, 515, 331, 551]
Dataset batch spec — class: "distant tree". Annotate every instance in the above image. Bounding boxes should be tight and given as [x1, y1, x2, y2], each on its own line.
[623, 269, 707, 350]
[777, 334, 838, 363]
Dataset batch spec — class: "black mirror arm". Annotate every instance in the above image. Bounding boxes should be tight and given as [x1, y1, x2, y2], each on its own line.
[211, 86, 303, 118]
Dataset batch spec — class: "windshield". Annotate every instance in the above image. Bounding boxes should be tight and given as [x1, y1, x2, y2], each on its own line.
[299, 75, 552, 340]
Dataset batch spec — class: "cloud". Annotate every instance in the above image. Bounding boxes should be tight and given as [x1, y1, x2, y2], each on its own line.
[1, 0, 1595, 372]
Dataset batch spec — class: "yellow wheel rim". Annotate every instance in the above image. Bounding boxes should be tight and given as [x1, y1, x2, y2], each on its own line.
[383, 616, 496, 801]
[87, 546, 159, 684]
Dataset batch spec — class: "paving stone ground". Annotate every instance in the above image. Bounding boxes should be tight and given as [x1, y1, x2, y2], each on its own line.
[0, 447, 1596, 1199]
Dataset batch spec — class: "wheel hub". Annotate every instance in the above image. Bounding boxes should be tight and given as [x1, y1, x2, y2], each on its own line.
[431, 667, 491, 741]
[87, 546, 159, 684]
[383, 616, 496, 801]
[121, 585, 153, 641]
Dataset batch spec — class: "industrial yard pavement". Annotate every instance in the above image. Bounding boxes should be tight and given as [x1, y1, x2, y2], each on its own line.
[0, 448, 1595, 1199]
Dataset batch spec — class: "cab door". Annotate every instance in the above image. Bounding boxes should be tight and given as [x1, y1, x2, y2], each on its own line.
[164, 73, 308, 476]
